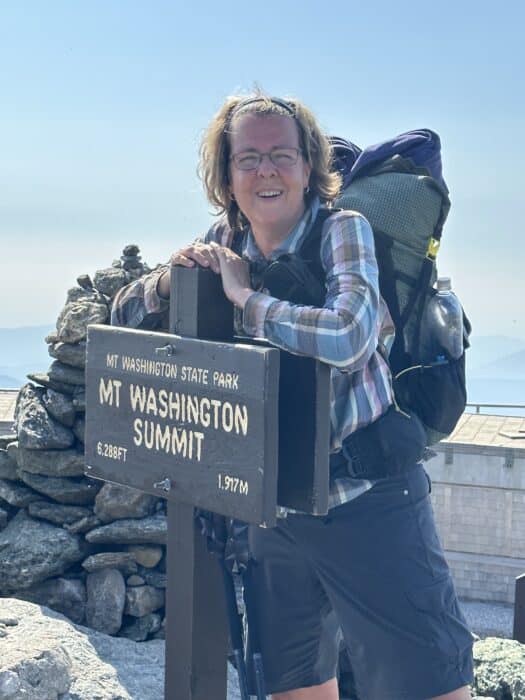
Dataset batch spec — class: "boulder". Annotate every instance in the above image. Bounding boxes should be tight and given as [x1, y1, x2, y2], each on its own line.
[64, 514, 102, 534]
[0, 511, 86, 594]
[16, 445, 85, 477]
[93, 267, 128, 298]
[0, 450, 17, 481]
[56, 299, 108, 343]
[18, 471, 100, 505]
[28, 501, 93, 525]
[16, 577, 86, 625]
[119, 612, 162, 642]
[124, 585, 165, 617]
[138, 568, 167, 589]
[85, 569, 126, 635]
[42, 388, 76, 426]
[473, 636, 525, 699]
[127, 544, 163, 568]
[0, 598, 166, 699]
[48, 340, 87, 368]
[15, 384, 75, 450]
[94, 482, 158, 523]
[86, 514, 167, 545]
[26, 371, 77, 395]
[73, 414, 85, 443]
[0, 478, 40, 508]
[82, 552, 138, 576]
[48, 359, 85, 386]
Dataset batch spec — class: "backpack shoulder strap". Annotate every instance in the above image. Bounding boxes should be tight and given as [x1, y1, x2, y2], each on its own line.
[297, 207, 339, 283]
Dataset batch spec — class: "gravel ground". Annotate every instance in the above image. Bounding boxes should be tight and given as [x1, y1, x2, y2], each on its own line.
[459, 598, 514, 639]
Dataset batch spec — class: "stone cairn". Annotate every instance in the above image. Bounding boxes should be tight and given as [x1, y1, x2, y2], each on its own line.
[0, 246, 168, 641]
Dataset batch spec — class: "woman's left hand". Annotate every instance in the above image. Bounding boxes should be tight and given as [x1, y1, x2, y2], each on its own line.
[215, 247, 254, 309]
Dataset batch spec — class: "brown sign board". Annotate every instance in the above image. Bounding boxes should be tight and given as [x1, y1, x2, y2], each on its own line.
[84, 325, 280, 526]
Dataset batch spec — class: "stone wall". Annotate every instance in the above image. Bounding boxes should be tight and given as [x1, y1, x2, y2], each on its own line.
[0, 247, 168, 641]
[427, 444, 525, 604]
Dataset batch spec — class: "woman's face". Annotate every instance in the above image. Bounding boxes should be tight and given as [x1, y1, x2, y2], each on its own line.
[228, 113, 311, 242]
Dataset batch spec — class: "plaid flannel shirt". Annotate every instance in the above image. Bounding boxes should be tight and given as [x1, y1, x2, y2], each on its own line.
[111, 197, 395, 509]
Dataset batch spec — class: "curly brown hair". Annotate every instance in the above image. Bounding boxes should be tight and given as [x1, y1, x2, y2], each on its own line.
[199, 91, 342, 230]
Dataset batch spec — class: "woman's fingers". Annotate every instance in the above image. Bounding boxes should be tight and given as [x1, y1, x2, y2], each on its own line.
[169, 243, 220, 273]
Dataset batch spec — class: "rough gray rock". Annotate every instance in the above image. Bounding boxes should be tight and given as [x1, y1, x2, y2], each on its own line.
[119, 613, 162, 642]
[73, 415, 85, 443]
[18, 471, 100, 505]
[48, 340, 87, 368]
[86, 569, 126, 636]
[42, 388, 76, 426]
[0, 478, 40, 508]
[126, 544, 163, 568]
[28, 501, 93, 525]
[0, 450, 17, 481]
[82, 552, 138, 576]
[94, 483, 158, 523]
[93, 267, 128, 298]
[0, 508, 8, 529]
[0, 644, 71, 699]
[0, 598, 165, 699]
[72, 387, 86, 410]
[126, 575, 145, 587]
[137, 568, 166, 589]
[0, 598, 240, 699]
[0, 511, 86, 594]
[65, 286, 106, 305]
[16, 384, 75, 449]
[473, 636, 525, 699]
[16, 445, 85, 477]
[124, 585, 165, 617]
[48, 360, 85, 386]
[64, 514, 102, 534]
[86, 514, 167, 545]
[16, 577, 86, 625]
[56, 299, 109, 343]
[27, 371, 78, 395]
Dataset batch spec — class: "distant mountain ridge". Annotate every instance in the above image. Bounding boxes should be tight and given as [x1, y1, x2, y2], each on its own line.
[1, 325, 524, 386]
[0, 325, 54, 387]
[467, 334, 525, 373]
[469, 348, 525, 380]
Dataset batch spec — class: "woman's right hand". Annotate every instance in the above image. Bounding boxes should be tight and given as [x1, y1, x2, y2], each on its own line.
[157, 242, 221, 299]
[169, 242, 221, 273]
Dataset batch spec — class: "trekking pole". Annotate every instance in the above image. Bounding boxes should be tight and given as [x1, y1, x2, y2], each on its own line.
[220, 562, 250, 700]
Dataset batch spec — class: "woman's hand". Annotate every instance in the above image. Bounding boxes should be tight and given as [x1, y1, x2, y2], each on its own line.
[215, 247, 254, 309]
[169, 242, 221, 273]
[158, 242, 222, 298]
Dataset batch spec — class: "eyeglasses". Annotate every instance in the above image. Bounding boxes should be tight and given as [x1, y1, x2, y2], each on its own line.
[230, 147, 302, 171]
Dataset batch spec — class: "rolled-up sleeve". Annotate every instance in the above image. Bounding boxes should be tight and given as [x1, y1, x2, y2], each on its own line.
[242, 211, 381, 371]
[111, 265, 169, 329]
[111, 218, 233, 330]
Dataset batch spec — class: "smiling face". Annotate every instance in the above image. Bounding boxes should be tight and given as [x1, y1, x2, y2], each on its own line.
[228, 113, 311, 246]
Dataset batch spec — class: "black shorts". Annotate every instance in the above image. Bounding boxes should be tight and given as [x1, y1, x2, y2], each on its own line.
[246, 464, 474, 699]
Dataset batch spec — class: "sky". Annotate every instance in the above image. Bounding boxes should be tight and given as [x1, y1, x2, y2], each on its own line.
[1, 0, 524, 339]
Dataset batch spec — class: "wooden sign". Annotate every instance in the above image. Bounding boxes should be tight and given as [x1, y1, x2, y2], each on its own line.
[85, 325, 280, 526]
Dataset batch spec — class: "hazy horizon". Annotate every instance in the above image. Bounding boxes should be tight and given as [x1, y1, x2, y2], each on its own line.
[1, 1, 524, 339]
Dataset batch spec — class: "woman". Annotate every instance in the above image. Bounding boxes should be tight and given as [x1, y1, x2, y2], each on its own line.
[112, 93, 474, 700]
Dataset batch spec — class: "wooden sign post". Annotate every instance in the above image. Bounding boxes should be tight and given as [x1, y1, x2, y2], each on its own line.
[85, 266, 331, 699]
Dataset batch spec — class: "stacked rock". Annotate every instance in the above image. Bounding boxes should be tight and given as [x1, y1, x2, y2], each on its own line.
[0, 246, 168, 641]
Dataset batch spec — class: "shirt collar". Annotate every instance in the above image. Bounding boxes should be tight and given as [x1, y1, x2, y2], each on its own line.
[244, 196, 321, 262]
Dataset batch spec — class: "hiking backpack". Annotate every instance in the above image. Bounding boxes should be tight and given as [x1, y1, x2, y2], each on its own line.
[256, 129, 470, 446]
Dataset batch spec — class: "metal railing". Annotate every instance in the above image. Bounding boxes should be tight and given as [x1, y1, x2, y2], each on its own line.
[466, 402, 525, 414]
